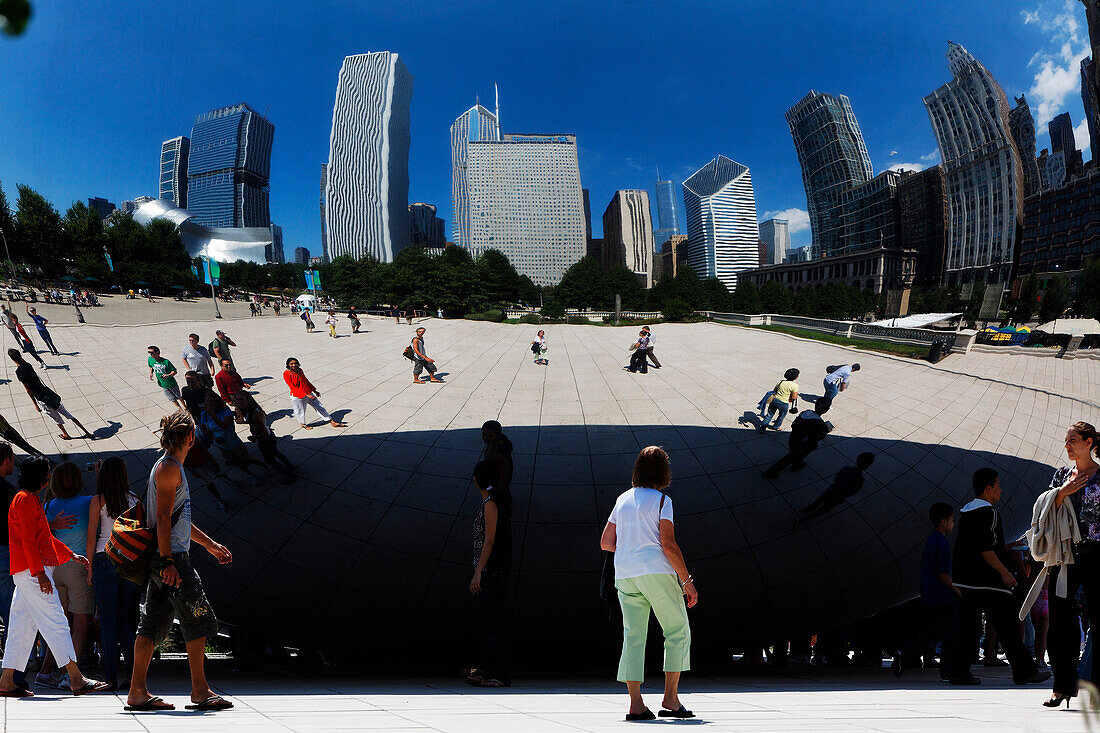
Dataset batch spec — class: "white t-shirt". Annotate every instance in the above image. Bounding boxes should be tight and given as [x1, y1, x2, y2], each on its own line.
[824, 364, 853, 386]
[643, 331, 654, 346]
[608, 487, 676, 579]
[181, 344, 212, 375]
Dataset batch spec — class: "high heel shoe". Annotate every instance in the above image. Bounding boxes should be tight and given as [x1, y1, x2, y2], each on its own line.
[1043, 693, 1071, 708]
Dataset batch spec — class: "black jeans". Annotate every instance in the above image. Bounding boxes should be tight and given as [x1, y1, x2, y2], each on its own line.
[628, 349, 648, 373]
[477, 569, 512, 683]
[1049, 552, 1100, 696]
[950, 587, 1036, 682]
[257, 434, 295, 475]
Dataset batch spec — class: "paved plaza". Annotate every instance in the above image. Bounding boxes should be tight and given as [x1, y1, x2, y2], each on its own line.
[0, 298, 1098, 729]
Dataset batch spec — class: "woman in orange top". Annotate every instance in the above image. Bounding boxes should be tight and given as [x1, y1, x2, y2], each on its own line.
[283, 357, 346, 430]
[0, 456, 108, 697]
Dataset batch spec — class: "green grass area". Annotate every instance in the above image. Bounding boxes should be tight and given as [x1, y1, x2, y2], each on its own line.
[734, 322, 932, 359]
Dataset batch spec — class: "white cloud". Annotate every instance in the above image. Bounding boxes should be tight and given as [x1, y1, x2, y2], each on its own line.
[920, 149, 941, 163]
[886, 162, 926, 173]
[760, 208, 810, 233]
[1074, 116, 1092, 157]
[1023, 0, 1091, 126]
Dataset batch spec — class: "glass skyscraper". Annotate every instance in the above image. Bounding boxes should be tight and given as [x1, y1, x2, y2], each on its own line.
[450, 103, 500, 249]
[187, 104, 273, 228]
[159, 136, 189, 208]
[682, 155, 759, 291]
[653, 176, 680, 251]
[785, 91, 873, 256]
[1009, 96, 1042, 199]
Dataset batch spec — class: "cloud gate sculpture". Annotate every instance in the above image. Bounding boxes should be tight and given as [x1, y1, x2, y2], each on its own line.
[20, 318, 1095, 669]
[133, 198, 275, 264]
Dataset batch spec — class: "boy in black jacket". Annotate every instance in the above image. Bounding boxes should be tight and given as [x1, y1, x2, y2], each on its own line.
[948, 468, 1049, 685]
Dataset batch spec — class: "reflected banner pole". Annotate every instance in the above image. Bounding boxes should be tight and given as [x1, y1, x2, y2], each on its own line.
[203, 255, 222, 319]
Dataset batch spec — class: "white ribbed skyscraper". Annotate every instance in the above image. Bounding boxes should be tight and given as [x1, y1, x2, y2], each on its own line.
[682, 156, 759, 291]
[325, 52, 413, 262]
[451, 103, 500, 248]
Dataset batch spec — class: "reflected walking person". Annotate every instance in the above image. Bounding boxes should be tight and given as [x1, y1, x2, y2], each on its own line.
[10, 349, 93, 441]
[283, 358, 346, 430]
[466, 460, 512, 688]
[600, 446, 697, 721]
[411, 327, 443, 383]
[25, 308, 58, 356]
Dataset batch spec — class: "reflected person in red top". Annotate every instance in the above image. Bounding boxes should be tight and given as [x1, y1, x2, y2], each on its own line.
[283, 357, 346, 430]
[0, 456, 108, 697]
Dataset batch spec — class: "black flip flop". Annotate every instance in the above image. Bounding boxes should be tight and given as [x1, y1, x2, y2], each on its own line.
[658, 706, 695, 718]
[0, 687, 34, 697]
[625, 708, 656, 721]
[185, 695, 233, 710]
[125, 696, 175, 711]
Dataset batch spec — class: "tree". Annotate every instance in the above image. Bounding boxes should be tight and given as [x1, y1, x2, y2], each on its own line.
[554, 256, 609, 308]
[12, 184, 65, 275]
[0, 0, 31, 36]
[1011, 273, 1039, 324]
[63, 200, 108, 279]
[475, 248, 520, 304]
[963, 280, 986, 326]
[758, 280, 794, 314]
[1075, 257, 1100, 319]
[1039, 274, 1070, 323]
[729, 279, 761, 314]
[0, 179, 13, 252]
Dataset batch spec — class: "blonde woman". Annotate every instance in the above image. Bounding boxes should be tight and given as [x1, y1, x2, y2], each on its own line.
[600, 446, 697, 721]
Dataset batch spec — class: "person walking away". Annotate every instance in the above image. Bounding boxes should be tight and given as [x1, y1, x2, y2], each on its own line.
[214, 359, 251, 406]
[10, 349, 93, 440]
[0, 443, 28, 692]
[466, 460, 513, 687]
[38, 462, 95, 687]
[759, 369, 800, 433]
[126, 411, 234, 712]
[233, 393, 296, 483]
[85, 457, 139, 690]
[208, 330, 236, 369]
[0, 412, 44, 457]
[200, 392, 264, 484]
[823, 363, 860, 400]
[948, 468, 1049, 686]
[794, 452, 875, 525]
[25, 307, 58, 356]
[178, 375, 228, 511]
[348, 307, 361, 334]
[411, 327, 443, 383]
[0, 455, 108, 697]
[406, 310, 414, 325]
[10, 315, 45, 368]
[762, 398, 832, 478]
[628, 330, 650, 374]
[181, 334, 215, 388]
[1042, 422, 1100, 708]
[641, 326, 661, 369]
[531, 330, 548, 365]
[283, 357, 346, 429]
[600, 446, 697, 721]
[147, 346, 184, 411]
[301, 309, 315, 332]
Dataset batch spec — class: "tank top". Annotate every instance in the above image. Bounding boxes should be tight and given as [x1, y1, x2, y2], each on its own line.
[94, 492, 138, 554]
[145, 454, 192, 554]
[473, 494, 512, 571]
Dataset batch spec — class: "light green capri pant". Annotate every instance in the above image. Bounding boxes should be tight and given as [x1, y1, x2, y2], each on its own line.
[616, 573, 691, 682]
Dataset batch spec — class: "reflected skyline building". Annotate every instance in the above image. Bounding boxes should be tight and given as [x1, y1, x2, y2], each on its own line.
[758, 218, 790, 266]
[653, 173, 680, 251]
[325, 51, 413, 262]
[450, 94, 500, 250]
[602, 189, 654, 288]
[1009, 96, 1042, 198]
[682, 155, 759, 291]
[187, 103, 273, 228]
[159, 136, 189, 208]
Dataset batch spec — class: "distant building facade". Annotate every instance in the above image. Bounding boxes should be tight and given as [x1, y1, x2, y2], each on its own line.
[409, 202, 446, 249]
[1048, 112, 1084, 179]
[653, 176, 680, 250]
[602, 190, 654, 288]
[655, 235, 689, 282]
[88, 197, 116, 222]
[1019, 165, 1100, 274]
[1009, 96, 1042, 198]
[294, 246, 310, 265]
[743, 246, 916, 295]
[465, 133, 586, 286]
[319, 164, 328, 263]
[325, 51, 413, 262]
[266, 224, 284, 264]
[897, 165, 949, 287]
[587, 238, 604, 262]
[450, 103, 500, 250]
[923, 42, 1023, 284]
[1085, 1, 1100, 164]
[785, 90, 874, 256]
[120, 196, 154, 214]
[682, 155, 759, 291]
[160, 136, 190, 208]
[582, 188, 593, 245]
[837, 170, 902, 253]
[187, 104, 273, 228]
[758, 219, 790, 266]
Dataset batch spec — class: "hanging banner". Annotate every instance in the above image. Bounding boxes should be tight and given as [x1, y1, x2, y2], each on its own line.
[209, 259, 220, 287]
[104, 251, 114, 272]
[203, 259, 212, 285]
[312, 269, 322, 289]
[191, 264, 199, 280]
[304, 270, 314, 290]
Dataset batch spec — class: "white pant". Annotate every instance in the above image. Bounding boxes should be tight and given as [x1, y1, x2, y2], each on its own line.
[2, 568, 77, 671]
[292, 395, 331, 424]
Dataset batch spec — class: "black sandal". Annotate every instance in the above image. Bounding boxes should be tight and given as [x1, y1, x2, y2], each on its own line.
[625, 708, 656, 721]
[659, 705, 695, 718]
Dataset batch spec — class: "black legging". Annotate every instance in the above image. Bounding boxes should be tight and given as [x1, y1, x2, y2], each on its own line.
[1049, 552, 1100, 696]
[1, 426, 43, 456]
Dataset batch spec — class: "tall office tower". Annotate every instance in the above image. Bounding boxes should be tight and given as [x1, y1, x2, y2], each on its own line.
[465, 133, 586, 286]
[897, 166, 949, 287]
[838, 170, 902, 252]
[681, 155, 759, 291]
[409, 203, 445, 249]
[602, 190, 655, 288]
[1048, 112, 1084, 178]
[187, 104, 273, 228]
[1009, 96, 1043, 198]
[160, 136, 190, 208]
[582, 188, 593, 245]
[87, 197, 115, 222]
[319, 164, 328, 262]
[326, 52, 413, 262]
[653, 175, 681, 250]
[923, 42, 1023, 284]
[294, 247, 310, 265]
[266, 224, 284, 263]
[1085, 57, 1099, 165]
[450, 102, 500, 249]
[758, 219, 790, 266]
[785, 91, 874, 256]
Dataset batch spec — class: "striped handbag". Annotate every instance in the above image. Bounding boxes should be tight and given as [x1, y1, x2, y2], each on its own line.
[105, 496, 184, 585]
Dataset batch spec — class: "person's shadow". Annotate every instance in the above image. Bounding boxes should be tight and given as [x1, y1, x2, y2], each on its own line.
[266, 408, 293, 424]
[93, 421, 122, 440]
[737, 411, 766, 430]
[330, 409, 352, 423]
[246, 376, 273, 385]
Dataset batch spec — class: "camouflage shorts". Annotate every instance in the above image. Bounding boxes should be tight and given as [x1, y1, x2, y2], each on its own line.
[137, 551, 219, 644]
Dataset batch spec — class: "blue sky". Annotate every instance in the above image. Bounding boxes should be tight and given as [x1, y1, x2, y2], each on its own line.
[0, 0, 1093, 253]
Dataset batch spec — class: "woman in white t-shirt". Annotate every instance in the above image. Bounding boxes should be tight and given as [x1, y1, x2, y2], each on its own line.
[531, 330, 548, 365]
[600, 446, 698, 721]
